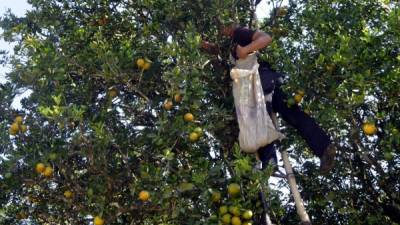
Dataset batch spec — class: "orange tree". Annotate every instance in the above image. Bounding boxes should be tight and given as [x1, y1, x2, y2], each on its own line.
[1, 0, 399, 224]
[262, 0, 400, 224]
[0, 0, 281, 225]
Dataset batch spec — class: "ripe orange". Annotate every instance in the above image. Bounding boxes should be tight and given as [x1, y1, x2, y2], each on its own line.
[174, 94, 182, 103]
[136, 58, 145, 68]
[94, 216, 104, 225]
[10, 123, 19, 135]
[15, 116, 23, 124]
[64, 190, 73, 198]
[163, 100, 173, 110]
[35, 163, 46, 174]
[43, 166, 53, 177]
[143, 62, 151, 70]
[139, 190, 150, 201]
[362, 123, 377, 136]
[184, 113, 194, 122]
[294, 94, 303, 104]
[297, 90, 305, 97]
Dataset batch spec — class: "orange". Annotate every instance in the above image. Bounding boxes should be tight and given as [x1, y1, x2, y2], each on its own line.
[221, 214, 231, 224]
[231, 216, 242, 225]
[143, 62, 151, 70]
[64, 190, 73, 198]
[163, 100, 173, 110]
[219, 206, 228, 215]
[294, 94, 303, 104]
[174, 94, 182, 103]
[229, 206, 240, 216]
[10, 123, 19, 135]
[35, 163, 46, 174]
[184, 113, 194, 122]
[211, 190, 221, 202]
[242, 210, 253, 220]
[362, 123, 377, 136]
[43, 166, 53, 177]
[94, 216, 104, 225]
[136, 58, 145, 68]
[15, 116, 23, 124]
[228, 183, 240, 197]
[189, 132, 199, 142]
[297, 90, 305, 97]
[139, 190, 150, 201]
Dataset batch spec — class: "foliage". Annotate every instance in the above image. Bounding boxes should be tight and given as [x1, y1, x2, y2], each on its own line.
[0, 0, 399, 224]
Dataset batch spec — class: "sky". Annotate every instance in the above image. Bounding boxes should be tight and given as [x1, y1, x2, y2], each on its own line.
[0, 0, 32, 83]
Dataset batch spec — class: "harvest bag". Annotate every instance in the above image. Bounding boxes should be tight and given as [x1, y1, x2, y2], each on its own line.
[230, 53, 283, 153]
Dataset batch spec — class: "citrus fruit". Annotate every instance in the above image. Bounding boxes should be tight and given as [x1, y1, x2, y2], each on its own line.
[228, 183, 240, 197]
[35, 163, 46, 174]
[362, 123, 377, 136]
[139, 190, 150, 201]
[136, 58, 145, 68]
[184, 113, 194, 122]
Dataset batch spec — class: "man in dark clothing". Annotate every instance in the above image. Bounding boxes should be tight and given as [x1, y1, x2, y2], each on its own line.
[202, 23, 336, 175]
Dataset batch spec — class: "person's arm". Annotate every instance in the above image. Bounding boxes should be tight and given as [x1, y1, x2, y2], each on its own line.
[200, 40, 220, 55]
[236, 31, 272, 59]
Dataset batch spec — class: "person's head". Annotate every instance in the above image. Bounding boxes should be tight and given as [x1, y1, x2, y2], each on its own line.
[218, 19, 237, 37]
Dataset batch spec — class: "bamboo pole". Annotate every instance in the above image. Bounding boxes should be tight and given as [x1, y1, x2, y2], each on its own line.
[271, 113, 312, 225]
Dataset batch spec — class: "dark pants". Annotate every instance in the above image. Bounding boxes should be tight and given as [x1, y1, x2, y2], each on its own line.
[257, 66, 331, 165]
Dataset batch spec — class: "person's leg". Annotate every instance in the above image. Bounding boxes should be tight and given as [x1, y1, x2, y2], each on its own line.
[257, 142, 278, 170]
[271, 86, 330, 157]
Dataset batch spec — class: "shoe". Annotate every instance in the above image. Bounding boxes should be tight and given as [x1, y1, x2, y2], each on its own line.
[320, 144, 336, 175]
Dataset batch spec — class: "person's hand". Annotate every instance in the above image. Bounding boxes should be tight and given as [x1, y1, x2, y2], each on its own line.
[200, 40, 219, 55]
[236, 45, 249, 59]
[201, 40, 212, 50]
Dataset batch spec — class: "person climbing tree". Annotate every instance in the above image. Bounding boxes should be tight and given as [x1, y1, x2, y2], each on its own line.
[201, 21, 336, 175]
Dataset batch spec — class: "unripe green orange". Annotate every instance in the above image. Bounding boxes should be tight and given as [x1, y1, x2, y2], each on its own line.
[221, 214, 231, 224]
[189, 132, 200, 142]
